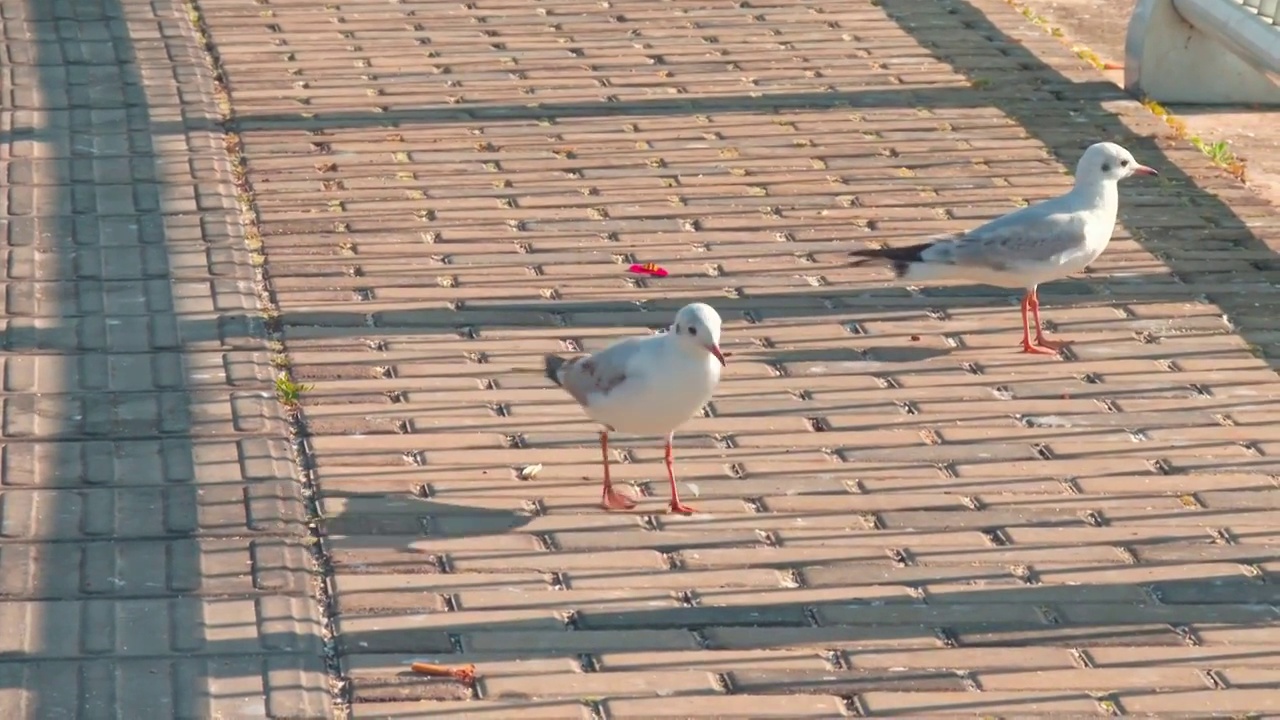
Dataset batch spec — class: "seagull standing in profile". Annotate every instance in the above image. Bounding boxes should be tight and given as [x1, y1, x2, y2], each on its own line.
[544, 303, 725, 514]
[850, 141, 1158, 354]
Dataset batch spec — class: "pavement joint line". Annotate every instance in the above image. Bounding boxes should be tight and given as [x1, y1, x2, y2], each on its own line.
[179, 0, 352, 715]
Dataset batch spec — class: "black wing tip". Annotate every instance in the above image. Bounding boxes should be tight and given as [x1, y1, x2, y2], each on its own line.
[543, 354, 568, 386]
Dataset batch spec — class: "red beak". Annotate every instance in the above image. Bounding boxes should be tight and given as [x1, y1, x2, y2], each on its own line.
[1132, 165, 1159, 176]
[709, 345, 726, 366]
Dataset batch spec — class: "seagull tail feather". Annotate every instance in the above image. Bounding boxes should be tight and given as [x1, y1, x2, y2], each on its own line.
[543, 354, 568, 387]
[849, 242, 935, 278]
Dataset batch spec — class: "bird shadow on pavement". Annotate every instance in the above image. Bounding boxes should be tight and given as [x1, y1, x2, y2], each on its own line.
[322, 495, 535, 538]
[756, 346, 953, 364]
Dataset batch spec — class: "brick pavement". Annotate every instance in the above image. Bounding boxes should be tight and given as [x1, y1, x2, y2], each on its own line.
[19, 0, 1280, 716]
[202, 0, 1280, 715]
[0, 0, 330, 717]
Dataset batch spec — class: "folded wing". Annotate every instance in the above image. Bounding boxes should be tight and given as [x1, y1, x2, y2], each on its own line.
[544, 336, 650, 408]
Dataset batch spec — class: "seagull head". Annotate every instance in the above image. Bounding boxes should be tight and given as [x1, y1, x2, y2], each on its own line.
[1076, 142, 1158, 185]
[670, 302, 725, 366]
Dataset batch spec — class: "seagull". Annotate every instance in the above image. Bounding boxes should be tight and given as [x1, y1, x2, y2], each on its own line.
[544, 303, 725, 514]
[849, 141, 1158, 354]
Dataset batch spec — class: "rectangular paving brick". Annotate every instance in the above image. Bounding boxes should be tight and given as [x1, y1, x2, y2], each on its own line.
[564, 567, 787, 591]
[730, 668, 969, 694]
[351, 700, 593, 718]
[448, 549, 673, 574]
[1187, 624, 1280, 645]
[1086, 645, 1280, 667]
[464, 629, 701, 654]
[859, 690, 1105, 715]
[578, 605, 810, 631]
[596, 649, 830, 672]
[602, 695, 848, 718]
[849, 647, 1077, 671]
[973, 667, 1205, 691]
[801, 564, 1020, 588]
[704, 625, 943, 651]
[1113, 688, 1280, 714]
[483, 670, 721, 700]
[955, 625, 1185, 647]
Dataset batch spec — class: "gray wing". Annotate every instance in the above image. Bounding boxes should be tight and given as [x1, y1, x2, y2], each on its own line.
[556, 335, 650, 408]
[924, 206, 1090, 272]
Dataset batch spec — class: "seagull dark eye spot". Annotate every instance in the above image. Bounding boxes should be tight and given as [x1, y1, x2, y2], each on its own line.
[1101, 162, 1111, 173]
[1120, 159, 1130, 168]
[688, 326, 698, 336]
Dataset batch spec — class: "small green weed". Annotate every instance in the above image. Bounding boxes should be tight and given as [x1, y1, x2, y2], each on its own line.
[275, 375, 312, 405]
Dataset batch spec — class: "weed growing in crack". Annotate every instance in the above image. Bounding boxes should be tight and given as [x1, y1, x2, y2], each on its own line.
[274, 374, 313, 406]
[1142, 98, 1247, 181]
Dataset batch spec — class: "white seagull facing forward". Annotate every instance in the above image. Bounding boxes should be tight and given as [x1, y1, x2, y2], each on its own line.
[544, 302, 725, 514]
[850, 141, 1158, 354]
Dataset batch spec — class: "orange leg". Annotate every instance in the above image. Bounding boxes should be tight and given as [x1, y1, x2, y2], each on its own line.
[1020, 290, 1057, 355]
[599, 431, 636, 511]
[665, 435, 696, 515]
[1028, 288, 1068, 351]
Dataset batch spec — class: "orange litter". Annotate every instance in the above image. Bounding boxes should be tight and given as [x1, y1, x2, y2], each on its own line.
[411, 662, 477, 684]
